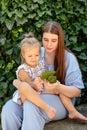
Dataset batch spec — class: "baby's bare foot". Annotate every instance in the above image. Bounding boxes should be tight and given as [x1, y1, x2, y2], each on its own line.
[69, 111, 87, 121]
[45, 105, 56, 119]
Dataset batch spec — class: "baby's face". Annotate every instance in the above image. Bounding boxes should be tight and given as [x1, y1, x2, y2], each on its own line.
[22, 46, 40, 67]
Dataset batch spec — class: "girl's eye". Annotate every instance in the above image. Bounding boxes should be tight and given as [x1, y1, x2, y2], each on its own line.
[52, 40, 57, 42]
[44, 38, 48, 42]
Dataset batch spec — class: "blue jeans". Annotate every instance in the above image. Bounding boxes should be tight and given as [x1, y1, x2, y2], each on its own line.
[1, 94, 67, 130]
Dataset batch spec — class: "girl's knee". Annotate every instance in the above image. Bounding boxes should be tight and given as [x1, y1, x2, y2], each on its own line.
[1, 101, 11, 115]
[23, 100, 37, 110]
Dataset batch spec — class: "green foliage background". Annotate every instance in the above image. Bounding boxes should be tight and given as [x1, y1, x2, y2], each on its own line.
[0, 0, 87, 120]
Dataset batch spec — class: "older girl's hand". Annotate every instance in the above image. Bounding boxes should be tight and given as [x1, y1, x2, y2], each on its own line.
[43, 80, 60, 95]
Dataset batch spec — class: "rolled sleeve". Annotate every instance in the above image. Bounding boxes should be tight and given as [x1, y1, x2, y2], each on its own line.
[65, 51, 84, 89]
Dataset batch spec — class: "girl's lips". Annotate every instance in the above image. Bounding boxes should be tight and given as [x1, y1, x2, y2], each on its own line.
[46, 48, 53, 50]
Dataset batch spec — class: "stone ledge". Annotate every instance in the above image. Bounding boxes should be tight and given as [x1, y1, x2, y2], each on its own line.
[45, 104, 87, 130]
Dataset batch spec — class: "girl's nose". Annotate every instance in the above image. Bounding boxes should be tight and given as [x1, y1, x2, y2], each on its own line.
[47, 41, 51, 47]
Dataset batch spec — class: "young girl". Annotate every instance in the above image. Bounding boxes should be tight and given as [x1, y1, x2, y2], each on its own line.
[12, 32, 56, 119]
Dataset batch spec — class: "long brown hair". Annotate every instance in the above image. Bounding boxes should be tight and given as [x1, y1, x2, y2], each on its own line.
[42, 21, 68, 84]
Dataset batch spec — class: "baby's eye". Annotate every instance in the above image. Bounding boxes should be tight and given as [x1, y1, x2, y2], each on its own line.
[36, 55, 39, 56]
[45, 39, 48, 41]
[28, 55, 32, 57]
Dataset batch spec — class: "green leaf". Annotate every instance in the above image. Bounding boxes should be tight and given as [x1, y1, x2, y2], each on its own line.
[6, 48, 13, 55]
[33, 0, 44, 4]
[0, 60, 5, 69]
[83, 21, 87, 26]
[40, 70, 56, 80]
[60, 14, 66, 20]
[12, 30, 19, 38]
[78, 53, 87, 60]
[48, 76, 57, 83]
[82, 27, 87, 34]
[0, 92, 5, 98]
[0, 38, 6, 45]
[21, 5, 27, 11]
[0, 77, 5, 81]
[73, 47, 82, 52]
[16, 17, 28, 26]
[81, 65, 87, 72]
[69, 36, 77, 43]
[7, 10, 13, 18]
[1, 0, 8, 10]
[46, 10, 52, 16]
[0, 82, 8, 89]
[5, 60, 15, 73]
[27, 13, 36, 19]
[15, 9, 23, 18]
[18, 28, 23, 33]
[5, 19, 14, 30]
[31, 4, 39, 10]
[73, 23, 81, 31]
[37, 10, 45, 17]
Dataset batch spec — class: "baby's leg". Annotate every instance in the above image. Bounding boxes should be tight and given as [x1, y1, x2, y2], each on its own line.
[13, 79, 56, 119]
[59, 94, 87, 121]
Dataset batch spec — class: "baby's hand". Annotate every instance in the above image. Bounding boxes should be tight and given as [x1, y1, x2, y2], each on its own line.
[34, 77, 42, 90]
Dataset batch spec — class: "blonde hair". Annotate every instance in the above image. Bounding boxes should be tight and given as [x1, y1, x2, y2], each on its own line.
[20, 32, 41, 63]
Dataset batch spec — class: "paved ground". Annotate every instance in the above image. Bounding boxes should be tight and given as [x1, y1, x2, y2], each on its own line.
[45, 104, 87, 130]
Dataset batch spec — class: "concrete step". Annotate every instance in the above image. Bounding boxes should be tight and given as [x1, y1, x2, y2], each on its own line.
[45, 104, 87, 130]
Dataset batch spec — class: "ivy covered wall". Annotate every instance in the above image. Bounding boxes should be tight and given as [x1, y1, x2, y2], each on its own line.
[0, 0, 87, 111]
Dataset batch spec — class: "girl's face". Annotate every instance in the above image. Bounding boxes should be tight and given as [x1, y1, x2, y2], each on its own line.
[22, 46, 40, 67]
[42, 32, 58, 53]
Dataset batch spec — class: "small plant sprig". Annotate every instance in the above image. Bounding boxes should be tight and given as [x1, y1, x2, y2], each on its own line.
[40, 70, 57, 83]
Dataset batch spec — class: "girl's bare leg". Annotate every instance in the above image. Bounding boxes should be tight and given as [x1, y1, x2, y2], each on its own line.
[59, 94, 87, 121]
[13, 79, 56, 119]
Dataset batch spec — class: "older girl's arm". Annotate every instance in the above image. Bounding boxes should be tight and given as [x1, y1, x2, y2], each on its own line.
[54, 82, 81, 98]
[44, 81, 81, 98]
